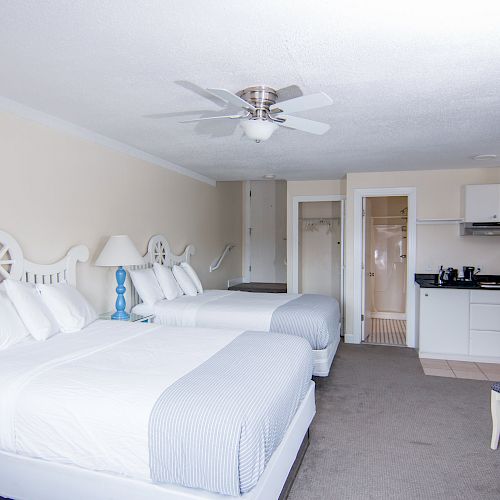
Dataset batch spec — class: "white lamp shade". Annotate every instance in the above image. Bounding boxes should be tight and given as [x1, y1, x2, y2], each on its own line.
[95, 235, 144, 267]
[240, 119, 278, 142]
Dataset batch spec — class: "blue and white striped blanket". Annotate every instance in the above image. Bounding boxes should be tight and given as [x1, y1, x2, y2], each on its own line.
[270, 294, 339, 350]
[149, 331, 313, 496]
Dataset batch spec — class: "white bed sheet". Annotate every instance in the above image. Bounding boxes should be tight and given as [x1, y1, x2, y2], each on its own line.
[133, 290, 299, 331]
[0, 320, 246, 481]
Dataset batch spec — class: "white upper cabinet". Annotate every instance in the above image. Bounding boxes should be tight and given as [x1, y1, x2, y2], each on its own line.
[464, 184, 500, 222]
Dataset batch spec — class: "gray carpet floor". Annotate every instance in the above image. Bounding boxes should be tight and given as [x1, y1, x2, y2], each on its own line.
[288, 342, 500, 500]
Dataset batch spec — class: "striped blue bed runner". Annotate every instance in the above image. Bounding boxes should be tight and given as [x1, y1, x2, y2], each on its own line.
[270, 294, 339, 350]
[149, 331, 313, 496]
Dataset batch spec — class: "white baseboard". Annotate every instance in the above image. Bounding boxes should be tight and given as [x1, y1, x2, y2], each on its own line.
[419, 351, 500, 364]
[227, 277, 244, 288]
[343, 333, 356, 344]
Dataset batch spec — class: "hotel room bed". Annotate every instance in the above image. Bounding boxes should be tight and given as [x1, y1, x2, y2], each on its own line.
[0, 229, 316, 500]
[0, 320, 314, 499]
[131, 235, 342, 377]
[133, 289, 340, 376]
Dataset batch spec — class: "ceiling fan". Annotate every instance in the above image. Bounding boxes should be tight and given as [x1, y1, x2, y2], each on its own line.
[179, 86, 333, 142]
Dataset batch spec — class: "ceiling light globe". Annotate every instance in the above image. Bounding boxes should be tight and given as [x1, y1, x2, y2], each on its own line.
[240, 119, 278, 142]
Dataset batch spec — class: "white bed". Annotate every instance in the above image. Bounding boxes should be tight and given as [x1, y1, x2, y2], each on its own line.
[0, 230, 315, 500]
[130, 235, 341, 377]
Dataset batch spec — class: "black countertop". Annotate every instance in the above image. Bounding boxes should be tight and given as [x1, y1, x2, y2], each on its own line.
[415, 273, 500, 289]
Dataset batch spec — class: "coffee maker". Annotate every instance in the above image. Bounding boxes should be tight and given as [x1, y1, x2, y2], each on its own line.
[463, 266, 475, 281]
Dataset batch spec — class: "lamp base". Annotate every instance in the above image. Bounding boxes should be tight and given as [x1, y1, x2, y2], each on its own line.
[111, 310, 130, 321]
[112, 266, 129, 321]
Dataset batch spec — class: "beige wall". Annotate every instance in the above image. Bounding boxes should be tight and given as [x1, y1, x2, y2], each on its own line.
[0, 110, 242, 313]
[344, 167, 500, 337]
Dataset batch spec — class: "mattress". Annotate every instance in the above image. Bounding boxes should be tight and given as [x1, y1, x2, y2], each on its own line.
[0, 320, 313, 495]
[133, 290, 340, 350]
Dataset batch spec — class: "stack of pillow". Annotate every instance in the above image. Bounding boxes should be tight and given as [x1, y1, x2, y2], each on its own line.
[129, 262, 203, 306]
[0, 279, 97, 350]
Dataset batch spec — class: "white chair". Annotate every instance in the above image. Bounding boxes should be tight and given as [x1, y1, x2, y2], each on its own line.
[492, 383, 500, 450]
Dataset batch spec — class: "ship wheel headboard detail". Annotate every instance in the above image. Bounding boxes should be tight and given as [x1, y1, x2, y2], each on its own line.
[145, 235, 195, 267]
[0, 230, 89, 286]
[129, 234, 196, 308]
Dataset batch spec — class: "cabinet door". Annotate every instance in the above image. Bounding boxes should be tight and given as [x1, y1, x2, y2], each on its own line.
[419, 289, 469, 355]
[470, 330, 500, 357]
[464, 184, 500, 222]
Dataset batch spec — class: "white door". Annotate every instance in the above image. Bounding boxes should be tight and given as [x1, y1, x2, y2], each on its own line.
[249, 181, 279, 282]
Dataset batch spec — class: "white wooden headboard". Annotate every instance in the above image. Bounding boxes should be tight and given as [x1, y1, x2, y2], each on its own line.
[129, 234, 195, 308]
[0, 230, 89, 287]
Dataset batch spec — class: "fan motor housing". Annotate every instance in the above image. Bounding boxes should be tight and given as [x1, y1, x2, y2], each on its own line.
[237, 86, 279, 117]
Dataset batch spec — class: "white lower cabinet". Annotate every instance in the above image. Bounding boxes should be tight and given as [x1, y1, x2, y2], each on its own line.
[418, 286, 500, 360]
[470, 330, 500, 357]
[419, 288, 469, 356]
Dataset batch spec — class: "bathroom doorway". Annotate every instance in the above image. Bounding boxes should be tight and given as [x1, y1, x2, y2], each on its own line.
[362, 196, 408, 346]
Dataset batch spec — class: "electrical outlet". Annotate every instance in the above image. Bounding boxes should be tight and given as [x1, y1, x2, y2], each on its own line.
[425, 264, 434, 272]
[476, 265, 483, 274]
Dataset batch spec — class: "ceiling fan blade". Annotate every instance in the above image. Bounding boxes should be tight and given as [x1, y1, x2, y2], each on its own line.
[276, 85, 303, 102]
[175, 80, 227, 107]
[144, 110, 214, 119]
[271, 92, 333, 115]
[180, 114, 245, 123]
[206, 88, 256, 111]
[278, 115, 330, 135]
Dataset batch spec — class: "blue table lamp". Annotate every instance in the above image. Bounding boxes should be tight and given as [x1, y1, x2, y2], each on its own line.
[95, 235, 144, 320]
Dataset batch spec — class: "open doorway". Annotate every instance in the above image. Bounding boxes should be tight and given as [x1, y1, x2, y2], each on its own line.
[362, 196, 408, 346]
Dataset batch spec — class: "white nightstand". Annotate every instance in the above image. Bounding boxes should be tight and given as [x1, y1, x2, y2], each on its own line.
[99, 312, 155, 323]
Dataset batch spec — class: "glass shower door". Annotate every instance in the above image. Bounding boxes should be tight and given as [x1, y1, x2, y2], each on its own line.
[371, 224, 407, 315]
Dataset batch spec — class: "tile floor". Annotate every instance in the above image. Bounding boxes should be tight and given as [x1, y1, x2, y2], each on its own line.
[420, 358, 500, 381]
[365, 319, 406, 346]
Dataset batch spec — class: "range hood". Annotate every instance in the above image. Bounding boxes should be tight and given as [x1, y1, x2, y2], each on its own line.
[460, 222, 500, 236]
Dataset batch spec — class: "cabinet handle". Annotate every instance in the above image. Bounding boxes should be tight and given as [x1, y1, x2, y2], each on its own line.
[424, 293, 429, 297]
[494, 214, 498, 219]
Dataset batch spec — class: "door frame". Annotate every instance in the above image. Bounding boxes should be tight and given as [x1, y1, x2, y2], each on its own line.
[242, 181, 252, 283]
[291, 194, 346, 331]
[352, 187, 417, 347]
[361, 197, 369, 342]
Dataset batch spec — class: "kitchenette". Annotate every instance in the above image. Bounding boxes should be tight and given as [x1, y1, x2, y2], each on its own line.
[416, 184, 500, 363]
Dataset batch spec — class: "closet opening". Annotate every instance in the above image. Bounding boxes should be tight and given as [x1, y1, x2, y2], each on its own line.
[362, 196, 408, 346]
[294, 198, 344, 333]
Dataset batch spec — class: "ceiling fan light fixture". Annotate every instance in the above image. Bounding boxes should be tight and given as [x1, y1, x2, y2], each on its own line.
[240, 119, 278, 143]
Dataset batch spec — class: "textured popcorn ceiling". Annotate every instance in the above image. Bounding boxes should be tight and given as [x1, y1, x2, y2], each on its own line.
[1, 1, 500, 181]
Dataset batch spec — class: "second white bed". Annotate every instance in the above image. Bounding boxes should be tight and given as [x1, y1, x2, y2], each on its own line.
[133, 290, 341, 376]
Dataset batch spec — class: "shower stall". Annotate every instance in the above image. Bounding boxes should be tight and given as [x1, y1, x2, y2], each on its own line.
[362, 196, 407, 345]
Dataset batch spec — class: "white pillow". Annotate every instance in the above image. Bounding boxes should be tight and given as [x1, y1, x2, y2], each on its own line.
[181, 262, 203, 294]
[4, 279, 59, 341]
[0, 289, 30, 350]
[37, 283, 98, 333]
[153, 263, 181, 300]
[172, 265, 198, 296]
[129, 268, 164, 304]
